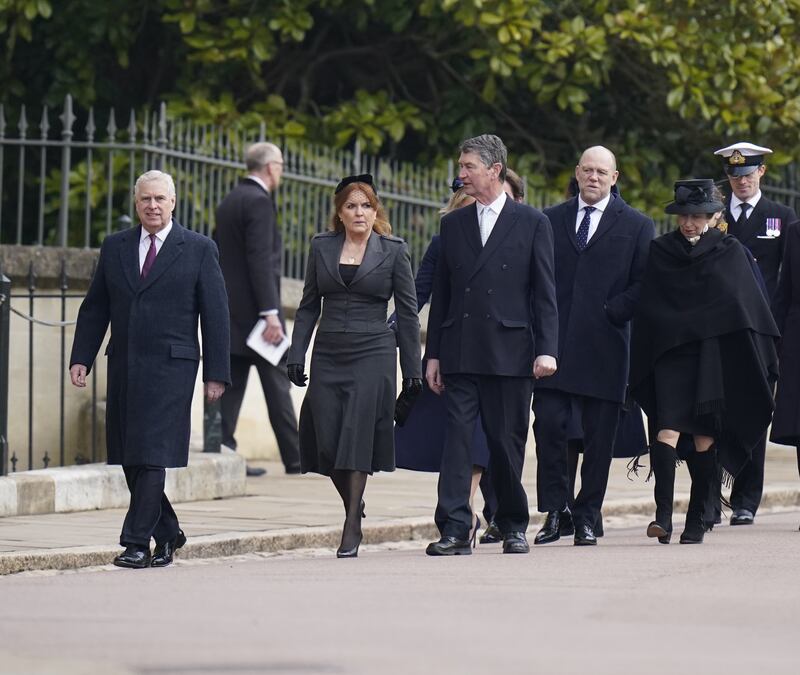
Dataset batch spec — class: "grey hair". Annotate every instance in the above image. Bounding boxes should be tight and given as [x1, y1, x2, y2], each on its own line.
[459, 134, 507, 181]
[134, 170, 176, 198]
[245, 142, 282, 172]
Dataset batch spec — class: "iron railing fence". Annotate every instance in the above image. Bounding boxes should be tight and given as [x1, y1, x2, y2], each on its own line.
[0, 95, 564, 278]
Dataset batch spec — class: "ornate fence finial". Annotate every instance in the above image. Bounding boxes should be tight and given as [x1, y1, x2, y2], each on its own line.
[39, 105, 49, 139]
[18, 104, 28, 139]
[128, 109, 136, 143]
[59, 94, 74, 139]
[107, 108, 117, 141]
[85, 107, 96, 142]
[0, 104, 5, 139]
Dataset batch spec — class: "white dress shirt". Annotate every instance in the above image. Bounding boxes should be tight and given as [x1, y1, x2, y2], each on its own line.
[139, 220, 172, 272]
[476, 190, 508, 245]
[731, 190, 762, 221]
[575, 193, 611, 243]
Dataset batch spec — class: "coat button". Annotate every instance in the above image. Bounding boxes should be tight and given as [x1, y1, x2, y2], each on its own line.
[501, 264, 508, 270]
[465, 287, 471, 293]
[463, 313, 470, 319]
[485, 314, 491, 319]
[487, 289, 493, 294]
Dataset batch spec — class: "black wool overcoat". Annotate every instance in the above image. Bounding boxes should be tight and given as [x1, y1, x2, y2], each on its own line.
[214, 178, 284, 356]
[536, 194, 655, 403]
[70, 222, 231, 467]
[425, 198, 558, 376]
[771, 221, 800, 445]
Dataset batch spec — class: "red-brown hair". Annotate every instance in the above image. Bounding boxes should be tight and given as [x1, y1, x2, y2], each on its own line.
[329, 182, 392, 235]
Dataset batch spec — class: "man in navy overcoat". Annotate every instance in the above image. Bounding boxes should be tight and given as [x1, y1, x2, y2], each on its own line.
[425, 134, 559, 555]
[533, 146, 655, 545]
[69, 170, 231, 569]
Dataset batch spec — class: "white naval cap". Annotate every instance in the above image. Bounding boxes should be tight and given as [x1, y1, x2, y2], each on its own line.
[714, 141, 773, 176]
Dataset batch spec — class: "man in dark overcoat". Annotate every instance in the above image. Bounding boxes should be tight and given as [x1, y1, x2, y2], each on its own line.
[70, 170, 230, 569]
[425, 134, 559, 556]
[215, 141, 301, 476]
[713, 141, 798, 526]
[533, 146, 655, 545]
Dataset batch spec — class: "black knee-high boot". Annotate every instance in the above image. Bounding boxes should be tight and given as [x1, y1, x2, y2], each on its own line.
[681, 448, 715, 544]
[647, 440, 676, 544]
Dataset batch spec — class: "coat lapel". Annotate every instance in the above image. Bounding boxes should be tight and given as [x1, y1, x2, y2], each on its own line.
[469, 199, 518, 279]
[120, 225, 142, 293]
[318, 232, 347, 288]
[563, 198, 581, 253]
[583, 193, 622, 250]
[138, 222, 185, 293]
[351, 231, 390, 286]
[728, 198, 764, 244]
[463, 204, 482, 256]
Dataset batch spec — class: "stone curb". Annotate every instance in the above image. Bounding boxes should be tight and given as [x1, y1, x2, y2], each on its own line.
[2, 487, 797, 576]
[0, 450, 246, 518]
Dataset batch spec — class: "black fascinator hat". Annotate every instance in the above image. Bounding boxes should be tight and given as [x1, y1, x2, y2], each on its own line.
[664, 179, 724, 215]
[450, 176, 464, 193]
[335, 173, 376, 195]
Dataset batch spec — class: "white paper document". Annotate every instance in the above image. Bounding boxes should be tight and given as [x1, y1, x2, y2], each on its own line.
[246, 319, 290, 366]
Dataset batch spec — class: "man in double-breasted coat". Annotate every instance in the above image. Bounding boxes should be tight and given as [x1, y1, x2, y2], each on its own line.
[70, 170, 230, 569]
[533, 146, 655, 545]
[425, 134, 559, 556]
[713, 142, 798, 526]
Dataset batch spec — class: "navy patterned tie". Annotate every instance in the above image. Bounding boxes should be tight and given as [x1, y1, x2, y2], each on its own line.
[577, 206, 594, 250]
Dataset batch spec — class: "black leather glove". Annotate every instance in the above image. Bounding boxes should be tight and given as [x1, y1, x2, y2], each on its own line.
[287, 363, 308, 387]
[395, 378, 423, 426]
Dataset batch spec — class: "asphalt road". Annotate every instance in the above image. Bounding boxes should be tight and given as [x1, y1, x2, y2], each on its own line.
[1, 510, 798, 675]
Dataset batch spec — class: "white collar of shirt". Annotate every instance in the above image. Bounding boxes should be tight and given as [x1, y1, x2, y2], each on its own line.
[246, 174, 270, 194]
[731, 190, 761, 218]
[575, 193, 611, 241]
[476, 190, 507, 244]
[139, 220, 172, 271]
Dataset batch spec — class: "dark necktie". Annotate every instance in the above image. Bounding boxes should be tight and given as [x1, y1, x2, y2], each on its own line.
[577, 206, 594, 250]
[140, 233, 157, 279]
[737, 202, 751, 227]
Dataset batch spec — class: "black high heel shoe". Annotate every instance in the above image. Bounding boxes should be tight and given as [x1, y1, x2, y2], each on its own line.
[336, 534, 362, 558]
[361, 500, 366, 518]
[470, 515, 481, 549]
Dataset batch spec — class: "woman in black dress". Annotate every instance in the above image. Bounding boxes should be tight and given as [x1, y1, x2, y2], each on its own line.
[287, 174, 422, 557]
[630, 179, 779, 544]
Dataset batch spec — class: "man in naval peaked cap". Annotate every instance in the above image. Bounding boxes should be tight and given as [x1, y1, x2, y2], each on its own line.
[713, 141, 797, 528]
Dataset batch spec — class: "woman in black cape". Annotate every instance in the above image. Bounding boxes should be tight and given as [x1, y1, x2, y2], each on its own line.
[630, 179, 779, 544]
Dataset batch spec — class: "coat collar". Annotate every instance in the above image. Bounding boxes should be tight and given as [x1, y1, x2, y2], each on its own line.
[120, 221, 185, 293]
[318, 230, 391, 288]
[468, 198, 519, 279]
[582, 192, 623, 251]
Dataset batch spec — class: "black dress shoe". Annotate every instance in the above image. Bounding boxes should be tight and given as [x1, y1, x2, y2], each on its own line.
[151, 530, 187, 568]
[285, 464, 302, 475]
[502, 531, 530, 554]
[425, 536, 472, 556]
[646, 521, 672, 544]
[113, 545, 151, 569]
[574, 523, 597, 546]
[534, 510, 562, 545]
[730, 509, 754, 526]
[479, 520, 503, 544]
[679, 522, 705, 544]
[246, 465, 267, 477]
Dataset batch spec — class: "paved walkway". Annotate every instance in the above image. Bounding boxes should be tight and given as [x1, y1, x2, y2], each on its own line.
[0, 444, 798, 573]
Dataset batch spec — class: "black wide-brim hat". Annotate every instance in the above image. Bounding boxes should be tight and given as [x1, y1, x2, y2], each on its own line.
[664, 178, 724, 215]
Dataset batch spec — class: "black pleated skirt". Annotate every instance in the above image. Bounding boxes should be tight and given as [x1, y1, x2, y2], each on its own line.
[298, 330, 397, 475]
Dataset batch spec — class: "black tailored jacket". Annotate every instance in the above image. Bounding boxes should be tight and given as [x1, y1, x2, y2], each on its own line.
[69, 222, 231, 468]
[288, 230, 422, 378]
[214, 178, 284, 355]
[537, 194, 655, 403]
[725, 195, 797, 303]
[425, 197, 558, 376]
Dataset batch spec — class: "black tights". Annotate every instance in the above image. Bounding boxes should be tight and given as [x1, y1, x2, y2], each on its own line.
[330, 469, 368, 551]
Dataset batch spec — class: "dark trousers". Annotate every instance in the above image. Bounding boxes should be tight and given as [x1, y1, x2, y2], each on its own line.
[533, 390, 620, 529]
[435, 374, 532, 540]
[120, 465, 179, 548]
[221, 353, 301, 469]
[730, 431, 767, 513]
